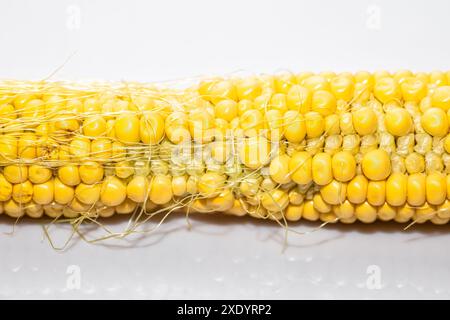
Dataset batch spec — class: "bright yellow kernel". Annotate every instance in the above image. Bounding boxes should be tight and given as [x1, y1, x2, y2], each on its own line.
[302, 200, 319, 221]
[140, 112, 165, 145]
[386, 172, 407, 206]
[100, 176, 127, 207]
[374, 77, 401, 103]
[215, 99, 238, 121]
[69, 137, 91, 159]
[331, 151, 356, 182]
[208, 189, 235, 212]
[54, 177, 75, 205]
[115, 115, 140, 144]
[347, 175, 368, 204]
[269, 93, 288, 113]
[313, 193, 331, 213]
[330, 75, 354, 102]
[33, 179, 54, 205]
[286, 85, 311, 113]
[426, 172, 446, 205]
[384, 108, 413, 136]
[377, 203, 396, 221]
[355, 202, 377, 223]
[28, 165, 52, 184]
[75, 183, 101, 205]
[197, 172, 226, 198]
[17, 133, 36, 160]
[421, 107, 449, 137]
[269, 154, 292, 184]
[333, 200, 354, 219]
[283, 110, 306, 143]
[235, 77, 262, 100]
[431, 86, 450, 111]
[302, 75, 330, 92]
[91, 138, 112, 161]
[395, 205, 415, 223]
[401, 77, 427, 102]
[79, 161, 104, 184]
[239, 109, 264, 137]
[407, 173, 426, 207]
[239, 136, 271, 170]
[362, 149, 391, 181]
[58, 165, 80, 186]
[367, 180, 386, 206]
[0, 173, 12, 201]
[312, 152, 333, 186]
[324, 114, 340, 135]
[311, 90, 336, 116]
[12, 180, 33, 203]
[261, 189, 289, 212]
[149, 175, 173, 205]
[320, 180, 346, 205]
[83, 116, 107, 137]
[0, 134, 18, 161]
[4, 165, 28, 184]
[126, 175, 149, 203]
[285, 204, 303, 221]
[4, 199, 24, 218]
[289, 151, 312, 185]
[304, 111, 325, 138]
[352, 107, 377, 135]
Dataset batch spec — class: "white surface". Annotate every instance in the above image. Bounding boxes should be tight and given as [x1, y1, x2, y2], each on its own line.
[1, 0, 450, 300]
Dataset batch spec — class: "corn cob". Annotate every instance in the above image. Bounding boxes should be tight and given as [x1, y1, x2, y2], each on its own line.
[0, 70, 450, 226]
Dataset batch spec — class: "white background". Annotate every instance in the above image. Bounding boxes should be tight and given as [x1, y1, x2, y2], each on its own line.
[1, 0, 450, 299]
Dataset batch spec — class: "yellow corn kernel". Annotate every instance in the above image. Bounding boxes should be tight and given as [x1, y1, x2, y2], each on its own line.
[12, 180, 33, 203]
[0, 173, 12, 201]
[115, 198, 137, 214]
[330, 75, 354, 102]
[126, 175, 150, 203]
[395, 205, 415, 223]
[302, 200, 319, 221]
[269, 93, 288, 113]
[283, 110, 306, 143]
[426, 172, 446, 205]
[115, 161, 134, 179]
[320, 180, 346, 205]
[239, 136, 271, 170]
[83, 116, 107, 137]
[405, 152, 425, 174]
[407, 173, 426, 207]
[429, 71, 447, 87]
[313, 193, 331, 213]
[289, 151, 312, 185]
[75, 183, 101, 205]
[311, 90, 336, 116]
[304, 111, 325, 138]
[17, 133, 36, 160]
[401, 77, 427, 102]
[4, 165, 28, 184]
[384, 108, 413, 136]
[367, 180, 386, 206]
[54, 178, 75, 205]
[361, 149, 391, 181]
[324, 114, 340, 135]
[352, 107, 377, 136]
[260, 189, 289, 212]
[346, 175, 368, 204]
[28, 165, 52, 184]
[437, 200, 450, 219]
[269, 154, 291, 184]
[386, 172, 407, 206]
[239, 109, 264, 137]
[208, 189, 235, 212]
[115, 115, 140, 144]
[377, 203, 396, 221]
[235, 77, 262, 101]
[303, 75, 330, 92]
[421, 107, 448, 137]
[333, 200, 354, 219]
[312, 152, 333, 186]
[331, 151, 356, 182]
[4, 199, 24, 218]
[58, 165, 80, 186]
[33, 179, 54, 205]
[69, 137, 90, 159]
[355, 201, 377, 223]
[415, 203, 436, 223]
[285, 204, 303, 222]
[140, 112, 165, 145]
[149, 175, 173, 205]
[263, 109, 283, 141]
[198, 172, 226, 198]
[26, 202, 43, 219]
[100, 176, 127, 207]
[79, 161, 104, 184]
[431, 86, 450, 111]
[374, 77, 401, 103]
[286, 85, 311, 113]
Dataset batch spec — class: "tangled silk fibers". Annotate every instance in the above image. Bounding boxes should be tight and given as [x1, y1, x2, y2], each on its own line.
[1, 70, 450, 246]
